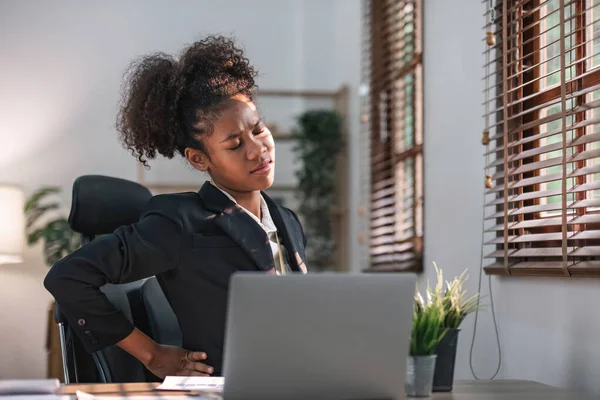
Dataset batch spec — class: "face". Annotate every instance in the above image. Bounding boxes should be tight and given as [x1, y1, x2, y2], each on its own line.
[185, 94, 275, 193]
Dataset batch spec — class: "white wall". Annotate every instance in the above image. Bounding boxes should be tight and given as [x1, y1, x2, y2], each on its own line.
[0, 0, 361, 379]
[424, 0, 600, 396]
[422, 0, 504, 383]
[299, 0, 363, 271]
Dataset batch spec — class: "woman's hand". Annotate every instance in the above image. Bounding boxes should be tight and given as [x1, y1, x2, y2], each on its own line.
[146, 345, 214, 378]
[117, 328, 213, 378]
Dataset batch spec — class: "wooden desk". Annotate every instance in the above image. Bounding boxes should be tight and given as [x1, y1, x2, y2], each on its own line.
[58, 380, 598, 399]
[59, 382, 194, 397]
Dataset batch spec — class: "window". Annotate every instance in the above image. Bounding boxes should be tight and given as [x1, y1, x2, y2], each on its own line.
[483, 0, 600, 276]
[363, 0, 424, 272]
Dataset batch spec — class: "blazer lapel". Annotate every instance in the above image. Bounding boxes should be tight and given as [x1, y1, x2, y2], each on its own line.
[262, 193, 308, 274]
[197, 182, 274, 272]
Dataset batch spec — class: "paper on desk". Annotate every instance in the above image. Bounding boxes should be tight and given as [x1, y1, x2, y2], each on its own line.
[0, 379, 60, 395]
[156, 376, 224, 393]
[75, 390, 217, 400]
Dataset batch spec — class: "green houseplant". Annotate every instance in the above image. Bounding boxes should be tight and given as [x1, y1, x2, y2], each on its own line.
[428, 262, 481, 392]
[25, 186, 80, 265]
[406, 284, 447, 397]
[293, 110, 343, 269]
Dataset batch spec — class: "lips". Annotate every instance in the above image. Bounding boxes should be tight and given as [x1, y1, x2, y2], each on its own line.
[251, 160, 272, 175]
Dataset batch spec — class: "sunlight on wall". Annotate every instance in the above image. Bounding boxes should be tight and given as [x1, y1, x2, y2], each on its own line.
[0, 64, 91, 167]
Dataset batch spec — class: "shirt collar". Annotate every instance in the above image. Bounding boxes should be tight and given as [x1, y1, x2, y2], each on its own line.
[210, 181, 277, 234]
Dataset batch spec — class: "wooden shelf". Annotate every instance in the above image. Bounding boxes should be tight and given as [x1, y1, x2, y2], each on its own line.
[272, 133, 297, 140]
[257, 89, 339, 98]
[143, 183, 298, 192]
[264, 184, 297, 192]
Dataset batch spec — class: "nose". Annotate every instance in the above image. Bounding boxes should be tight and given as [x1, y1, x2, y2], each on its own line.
[246, 137, 267, 160]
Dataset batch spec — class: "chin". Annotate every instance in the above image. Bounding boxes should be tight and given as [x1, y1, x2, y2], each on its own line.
[252, 173, 274, 191]
[260, 176, 275, 190]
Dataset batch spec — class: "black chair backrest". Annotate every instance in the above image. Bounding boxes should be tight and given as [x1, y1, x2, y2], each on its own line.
[94, 284, 147, 383]
[68, 175, 153, 238]
[141, 277, 182, 347]
[57, 175, 153, 383]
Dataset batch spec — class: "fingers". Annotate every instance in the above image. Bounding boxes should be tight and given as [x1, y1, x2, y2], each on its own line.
[186, 351, 208, 362]
[187, 362, 214, 375]
[182, 351, 213, 375]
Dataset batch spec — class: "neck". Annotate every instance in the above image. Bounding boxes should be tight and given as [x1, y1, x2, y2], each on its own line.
[234, 190, 262, 219]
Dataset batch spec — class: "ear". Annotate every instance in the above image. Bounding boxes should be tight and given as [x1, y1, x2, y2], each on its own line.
[184, 147, 210, 172]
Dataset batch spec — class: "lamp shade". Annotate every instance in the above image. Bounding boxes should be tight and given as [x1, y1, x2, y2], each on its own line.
[0, 185, 25, 265]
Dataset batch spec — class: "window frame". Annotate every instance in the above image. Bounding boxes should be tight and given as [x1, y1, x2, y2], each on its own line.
[484, 0, 600, 277]
[364, 0, 424, 273]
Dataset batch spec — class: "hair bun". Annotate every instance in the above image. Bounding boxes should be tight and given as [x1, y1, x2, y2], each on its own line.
[116, 53, 181, 164]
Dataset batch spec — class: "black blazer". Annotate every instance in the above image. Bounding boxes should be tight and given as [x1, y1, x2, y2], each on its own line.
[44, 181, 308, 376]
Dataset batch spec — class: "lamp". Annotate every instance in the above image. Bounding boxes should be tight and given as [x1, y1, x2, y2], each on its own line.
[0, 185, 25, 265]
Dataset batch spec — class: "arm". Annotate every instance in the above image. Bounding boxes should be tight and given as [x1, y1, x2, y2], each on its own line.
[44, 195, 213, 377]
[44, 195, 183, 352]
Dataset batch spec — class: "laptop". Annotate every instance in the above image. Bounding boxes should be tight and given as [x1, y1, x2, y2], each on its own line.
[222, 273, 416, 400]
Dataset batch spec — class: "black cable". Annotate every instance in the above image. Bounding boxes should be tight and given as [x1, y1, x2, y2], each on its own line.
[469, 181, 502, 380]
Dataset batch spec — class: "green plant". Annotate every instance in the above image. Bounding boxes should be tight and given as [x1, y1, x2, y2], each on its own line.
[293, 110, 343, 268]
[25, 186, 80, 266]
[411, 286, 447, 356]
[428, 262, 481, 329]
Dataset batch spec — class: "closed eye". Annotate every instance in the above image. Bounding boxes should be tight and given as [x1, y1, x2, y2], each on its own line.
[227, 120, 267, 149]
[228, 141, 242, 150]
[253, 119, 268, 136]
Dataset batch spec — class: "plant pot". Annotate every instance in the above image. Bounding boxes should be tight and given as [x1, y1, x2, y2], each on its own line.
[432, 327, 460, 392]
[405, 355, 437, 397]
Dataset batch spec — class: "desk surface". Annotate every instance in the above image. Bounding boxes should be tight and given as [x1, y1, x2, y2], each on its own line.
[434, 380, 597, 399]
[58, 379, 598, 399]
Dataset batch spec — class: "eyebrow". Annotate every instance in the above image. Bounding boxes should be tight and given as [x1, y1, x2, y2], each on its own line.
[219, 118, 264, 143]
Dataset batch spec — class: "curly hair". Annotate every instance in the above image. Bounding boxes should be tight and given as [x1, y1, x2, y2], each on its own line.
[116, 35, 258, 165]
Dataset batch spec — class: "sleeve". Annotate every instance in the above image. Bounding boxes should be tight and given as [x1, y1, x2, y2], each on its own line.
[43, 195, 184, 353]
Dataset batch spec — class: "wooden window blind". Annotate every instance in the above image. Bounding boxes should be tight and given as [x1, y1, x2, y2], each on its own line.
[483, 0, 600, 277]
[364, 0, 424, 272]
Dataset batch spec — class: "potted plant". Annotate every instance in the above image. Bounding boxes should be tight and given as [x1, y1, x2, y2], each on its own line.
[428, 262, 481, 392]
[25, 187, 80, 265]
[405, 284, 447, 397]
[293, 110, 342, 270]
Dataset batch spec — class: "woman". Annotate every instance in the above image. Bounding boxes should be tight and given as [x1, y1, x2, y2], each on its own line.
[44, 35, 308, 379]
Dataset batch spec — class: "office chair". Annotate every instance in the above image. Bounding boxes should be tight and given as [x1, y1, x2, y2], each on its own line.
[140, 277, 182, 348]
[55, 174, 153, 384]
